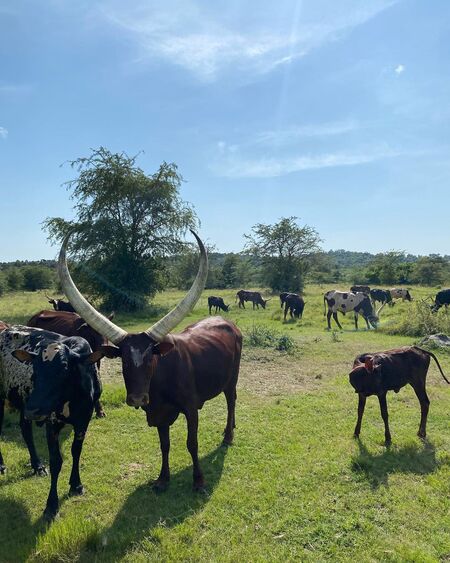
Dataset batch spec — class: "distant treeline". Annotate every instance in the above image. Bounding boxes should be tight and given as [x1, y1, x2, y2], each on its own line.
[1, 250, 449, 298]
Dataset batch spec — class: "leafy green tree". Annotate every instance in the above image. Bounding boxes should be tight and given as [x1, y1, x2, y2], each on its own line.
[44, 148, 197, 311]
[412, 256, 448, 285]
[22, 266, 53, 291]
[244, 217, 322, 292]
[5, 267, 23, 291]
[221, 254, 239, 288]
[363, 251, 408, 285]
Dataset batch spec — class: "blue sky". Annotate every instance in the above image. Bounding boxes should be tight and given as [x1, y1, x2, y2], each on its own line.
[1, 0, 449, 261]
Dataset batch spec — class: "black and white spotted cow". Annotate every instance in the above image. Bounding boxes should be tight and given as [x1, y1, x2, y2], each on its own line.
[390, 288, 412, 302]
[370, 288, 394, 308]
[0, 326, 102, 520]
[323, 291, 379, 330]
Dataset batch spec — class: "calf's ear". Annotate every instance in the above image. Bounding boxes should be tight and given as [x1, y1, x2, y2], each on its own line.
[12, 349, 38, 363]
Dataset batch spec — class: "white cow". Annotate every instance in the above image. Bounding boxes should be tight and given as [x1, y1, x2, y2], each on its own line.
[323, 290, 379, 330]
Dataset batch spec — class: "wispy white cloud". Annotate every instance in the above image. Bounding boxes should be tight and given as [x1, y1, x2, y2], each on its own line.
[97, 0, 398, 80]
[0, 127, 8, 139]
[395, 64, 405, 74]
[253, 120, 360, 146]
[213, 146, 406, 178]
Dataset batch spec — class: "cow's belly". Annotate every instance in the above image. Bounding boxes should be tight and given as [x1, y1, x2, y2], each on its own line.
[144, 402, 180, 427]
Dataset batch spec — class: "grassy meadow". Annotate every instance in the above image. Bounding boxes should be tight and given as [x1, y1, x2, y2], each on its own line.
[0, 285, 449, 562]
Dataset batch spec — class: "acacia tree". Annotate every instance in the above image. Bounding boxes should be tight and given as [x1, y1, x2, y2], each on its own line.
[244, 217, 322, 292]
[44, 147, 197, 311]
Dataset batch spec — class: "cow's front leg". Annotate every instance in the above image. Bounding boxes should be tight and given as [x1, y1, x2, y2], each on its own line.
[223, 386, 237, 445]
[68, 427, 87, 496]
[44, 421, 65, 521]
[378, 393, 391, 445]
[153, 425, 171, 492]
[20, 410, 47, 476]
[354, 393, 366, 438]
[411, 382, 430, 438]
[94, 399, 106, 418]
[0, 399, 6, 474]
[185, 409, 205, 492]
[354, 313, 359, 330]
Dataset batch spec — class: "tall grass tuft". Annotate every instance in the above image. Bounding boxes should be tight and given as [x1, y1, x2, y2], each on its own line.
[380, 301, 450, 337]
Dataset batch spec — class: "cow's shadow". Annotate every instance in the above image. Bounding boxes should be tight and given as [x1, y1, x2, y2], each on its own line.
[351, 438, 446, 489]
[90, 445, 228, 560]
[0, 498, 48, 562]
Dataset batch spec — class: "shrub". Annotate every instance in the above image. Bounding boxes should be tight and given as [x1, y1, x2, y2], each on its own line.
[22, 266, 54, 291]
[380, 301, 450, 337]
[244, 324, 295, 352]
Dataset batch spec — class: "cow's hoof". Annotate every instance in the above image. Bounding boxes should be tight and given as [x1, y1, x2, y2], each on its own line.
[353, 433, 360, 440]
[222, 438, 233, 447]
[96, 411, 106, 419]
[384, 439, 392, 447]
[43, 507, 59, 522]
[152, 479, 169, 493]
[0, 464, 6, 475]
[33, 465, 48, 477]
[193, 483, 208, 495]
[69, 484, 85, 496]
[417, 431, 426, 439]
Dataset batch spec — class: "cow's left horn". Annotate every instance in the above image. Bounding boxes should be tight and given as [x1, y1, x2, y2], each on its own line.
[145, 230, 208, 341]
[58, 232, 128, 345]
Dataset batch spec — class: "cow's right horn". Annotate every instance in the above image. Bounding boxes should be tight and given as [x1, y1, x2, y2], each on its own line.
[145, 230, 208, 341]
[58, 232, 128, 345]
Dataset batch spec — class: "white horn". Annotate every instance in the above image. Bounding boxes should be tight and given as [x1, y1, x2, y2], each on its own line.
[58, 232, 128, 345]
[145, 230, 208, 341]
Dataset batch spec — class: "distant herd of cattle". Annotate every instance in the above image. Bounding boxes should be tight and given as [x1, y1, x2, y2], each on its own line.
[0, 233, 449, 522]
[207, 285, 449, 331]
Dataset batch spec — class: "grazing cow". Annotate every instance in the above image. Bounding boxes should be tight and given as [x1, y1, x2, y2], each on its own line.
[349, 346, 449, 444]
[236, 290, 269, 310]
[431, 288, 450, 313]
[46, 295, 76, 313]
[323, 291, 378, 330]
[0, 326, 101, 520]
[350, 285, 370, 295]
[283, 294, 305, 321]
[390, 288, 412, 302]
[27, 310, 113, 418]
[207, 296, 230, 315]
[370, 288, 394, 309]
[58, 230, 242, 492]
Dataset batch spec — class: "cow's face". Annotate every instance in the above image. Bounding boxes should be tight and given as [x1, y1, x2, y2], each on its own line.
[105, 334, 174, 408]
[405, 291, 412, 302]
[223, 304, 230, 312]
[349, 358, 383, 396]
[13, 343, 100, 420]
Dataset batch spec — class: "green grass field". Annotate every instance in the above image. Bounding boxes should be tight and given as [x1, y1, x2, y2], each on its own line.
[0, 286, 449, 562]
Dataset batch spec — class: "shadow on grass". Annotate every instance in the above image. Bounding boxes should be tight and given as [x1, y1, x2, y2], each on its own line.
[92, 445, 228, 560]
[0, 498, 47, 562]
[351, 439, 446, 489]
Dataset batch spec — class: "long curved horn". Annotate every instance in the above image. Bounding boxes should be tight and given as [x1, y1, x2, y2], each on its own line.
[145, 230, 208, 341]
[58, 232, 128, 345]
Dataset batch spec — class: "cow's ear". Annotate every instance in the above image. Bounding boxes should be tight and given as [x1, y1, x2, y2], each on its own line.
[12, 349, 38, 363]
[84, 345, 122, 363]
[364, 357, 374, 372]
[152, 341, 174, 357]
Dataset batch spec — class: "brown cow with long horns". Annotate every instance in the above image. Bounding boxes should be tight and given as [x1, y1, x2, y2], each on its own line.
[57, 230, 242, 492]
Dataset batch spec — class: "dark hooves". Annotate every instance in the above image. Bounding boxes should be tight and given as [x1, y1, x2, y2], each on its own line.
[0, 465, 6, 475]
[69, 484, 85, 496]
[193, 484, 208, 495]
[96, 411, 107, 419]
[152, 480, 169, 493]
[34, 465, 48, 477]
[43, 507, 59, 522]
[222, 438, 233, 447]
[353, 434, 360, 440]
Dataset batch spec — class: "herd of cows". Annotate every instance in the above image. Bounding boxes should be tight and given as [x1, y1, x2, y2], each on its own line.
[0, 231, 449, 524]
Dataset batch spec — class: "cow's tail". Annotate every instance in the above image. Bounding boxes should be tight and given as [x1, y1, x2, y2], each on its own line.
[323, 295, 327, 317]
[415, 347, 450, 384]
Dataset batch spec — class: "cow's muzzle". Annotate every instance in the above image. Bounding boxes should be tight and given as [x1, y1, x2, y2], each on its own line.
[126, 393, 149, 408]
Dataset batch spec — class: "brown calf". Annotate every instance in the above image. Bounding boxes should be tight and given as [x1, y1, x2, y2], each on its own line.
[349, 346, 449, 444]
